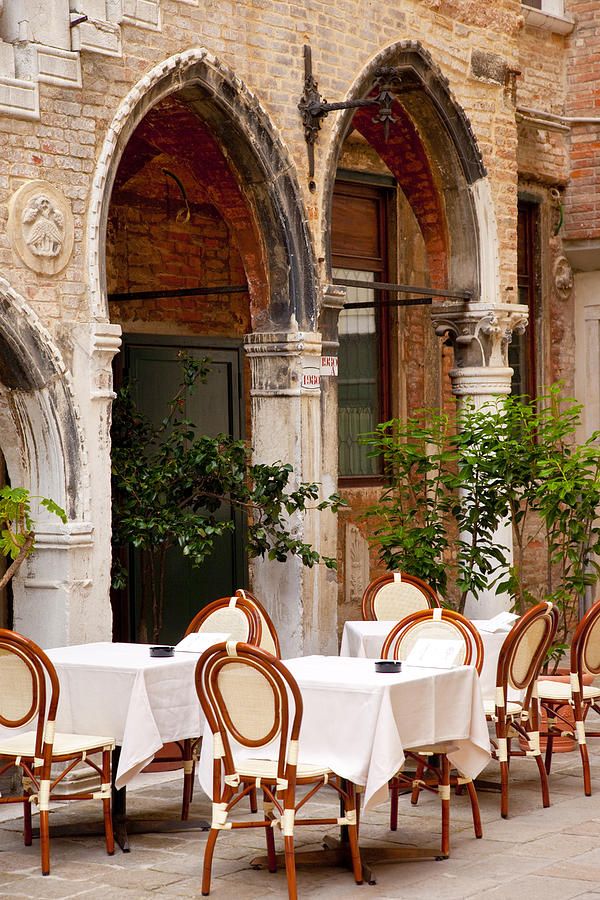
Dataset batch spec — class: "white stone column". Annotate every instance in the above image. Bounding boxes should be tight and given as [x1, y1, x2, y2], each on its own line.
[244, 330, 335, 657]
[433, 302, 528, 618]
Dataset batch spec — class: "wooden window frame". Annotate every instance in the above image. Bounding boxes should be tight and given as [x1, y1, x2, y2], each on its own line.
[332, 179, 394, 486]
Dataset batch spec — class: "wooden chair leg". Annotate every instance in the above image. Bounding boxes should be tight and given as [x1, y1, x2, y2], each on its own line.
[500, 760, 510, 819]
[283, 833, 298, 900]
[389, 776, 399, 831]
[580, 739, 592, 797]
[181, 739, 193, 821]
[39, 808, 50, 876]
[535, 751, 551, 809]
[102, 750, 115, 855]
[440, 755, 450, 858]
[249, 785, 258, 813]
[464, 778, 483, 839]
[346, 785, 363, 885]
[411, 758, 425, 806]
[201, 828, 220, 896]
[263, 792, 277, 873]
[23, 792, 32, 847]
[545, 730, 554, 775]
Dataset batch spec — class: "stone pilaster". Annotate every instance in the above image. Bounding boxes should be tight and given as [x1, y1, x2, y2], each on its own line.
[244, 330, 335, 657]
[432, 302, 528, 617]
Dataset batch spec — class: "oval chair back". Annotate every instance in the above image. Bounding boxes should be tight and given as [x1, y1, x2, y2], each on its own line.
[196, 641, 302, 798]
[571, 596, 600, 688]
[234, 589, 281, 658]
[0, 629, 58, 766]
[361, 572, 440, 622]
[496, 601, 559, 711]
[381, 608, 484, 672]
[185, 595, 262, 645]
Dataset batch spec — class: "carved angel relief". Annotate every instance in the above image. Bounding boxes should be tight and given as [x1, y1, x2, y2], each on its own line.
[8, 181, 74, 275]
[22, 195, 64, 259]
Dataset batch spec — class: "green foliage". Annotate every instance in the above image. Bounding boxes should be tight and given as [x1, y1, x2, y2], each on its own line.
[362, 385, 600, 667]
[111, 353, 345, 639]
[0, 486, 67, 591]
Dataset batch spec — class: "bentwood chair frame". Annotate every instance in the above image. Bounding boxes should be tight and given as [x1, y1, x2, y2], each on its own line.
[539, 597, 600, 795]
[361, 572, 440, 622]
[175, 595, 262, 820]
[382, 609, 484, 854]
[0, 629, 115, 875]
[196, 641, 362, 900]
[488, 601, 558, 818]
[234, 588, 281, 659]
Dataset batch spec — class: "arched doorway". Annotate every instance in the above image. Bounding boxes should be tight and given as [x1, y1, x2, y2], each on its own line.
[96, 52, 320, 645]
[320, 42, 498, 617]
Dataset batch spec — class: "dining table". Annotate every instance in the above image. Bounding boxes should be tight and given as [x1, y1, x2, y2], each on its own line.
[41, 641, 213, 850]
[198, 654, 491, 880]
[340, 618, 511, 699]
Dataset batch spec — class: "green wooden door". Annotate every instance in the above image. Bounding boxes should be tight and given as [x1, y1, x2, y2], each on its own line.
[124, 338, 245, 644]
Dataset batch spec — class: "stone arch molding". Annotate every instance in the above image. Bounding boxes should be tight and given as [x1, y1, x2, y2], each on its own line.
[0, 276, 88, 523]
[322, 40, 501, 306]
[88, 48, 318, 330]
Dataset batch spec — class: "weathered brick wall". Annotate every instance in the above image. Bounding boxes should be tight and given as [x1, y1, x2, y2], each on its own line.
[563, 0, 600, 241]
[0, 0, 524, 344]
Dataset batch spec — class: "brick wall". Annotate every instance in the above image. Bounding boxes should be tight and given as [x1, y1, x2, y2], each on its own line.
[564, 0, 600, 240]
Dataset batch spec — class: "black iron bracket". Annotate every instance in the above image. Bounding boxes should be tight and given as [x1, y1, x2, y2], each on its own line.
[298, 45, 402, 183]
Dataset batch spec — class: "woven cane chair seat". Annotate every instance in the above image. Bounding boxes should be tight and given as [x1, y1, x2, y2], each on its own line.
[483, 699, 522, 718]
[235, 758, 333, 782]
[538, 680, 600, 702]
[0, 731, 114, 758]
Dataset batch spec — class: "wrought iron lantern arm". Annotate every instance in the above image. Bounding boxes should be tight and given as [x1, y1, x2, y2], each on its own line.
[298, 45, 402, 181]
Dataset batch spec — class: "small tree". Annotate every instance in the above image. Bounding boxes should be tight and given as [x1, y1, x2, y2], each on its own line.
[0, 486, 67, 591]
[111, 354, 344, 641]
[362, 386, 600, 669]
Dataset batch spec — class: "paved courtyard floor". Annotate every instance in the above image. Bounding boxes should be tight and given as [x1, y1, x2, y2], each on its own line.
[2, 745, 600, 899]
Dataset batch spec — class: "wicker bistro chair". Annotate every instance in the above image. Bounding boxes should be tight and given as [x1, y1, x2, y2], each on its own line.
[382, 609, 484, 855]
[0, 629, 115, 875]
[176, 595, 263, 820]
[487, 601, 559, 819]
[361, 571, 440, 622]
[538, 597, 600, 795]
[196, 641, 363, 899]
[234, 589, 281, 658]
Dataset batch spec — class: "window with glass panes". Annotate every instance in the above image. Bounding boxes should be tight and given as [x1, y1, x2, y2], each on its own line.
[332, 180, 392, 479]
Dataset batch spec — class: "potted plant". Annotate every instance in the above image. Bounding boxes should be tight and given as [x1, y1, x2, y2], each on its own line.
[111, 353, 345, 642]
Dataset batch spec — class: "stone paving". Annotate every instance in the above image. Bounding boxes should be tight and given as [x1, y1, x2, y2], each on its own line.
[2, 747, 600, 899]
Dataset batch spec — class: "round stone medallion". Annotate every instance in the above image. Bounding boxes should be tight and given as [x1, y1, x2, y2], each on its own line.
[8, 180, 74, 276]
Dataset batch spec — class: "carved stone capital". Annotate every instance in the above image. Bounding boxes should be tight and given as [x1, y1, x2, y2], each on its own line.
[432, 302, 529, 370]
[244, 332, 322, 397]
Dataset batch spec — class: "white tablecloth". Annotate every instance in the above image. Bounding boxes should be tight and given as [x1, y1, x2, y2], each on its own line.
[46, 642, 205, 789]
[340, 620, 509, 699]
[199, 655, 490, 812]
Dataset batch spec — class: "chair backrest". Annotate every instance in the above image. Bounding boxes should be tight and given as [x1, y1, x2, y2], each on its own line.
[381, 608, 484, 672]
[196, 641, 302, 794]
[571, 596, 600, 684]
[361, 572, 440, 622]
[234, 589, 281, 658]
[0, 629, 59, 762]
[496, 602, 558, 708]
[185, 595, 262, 645]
